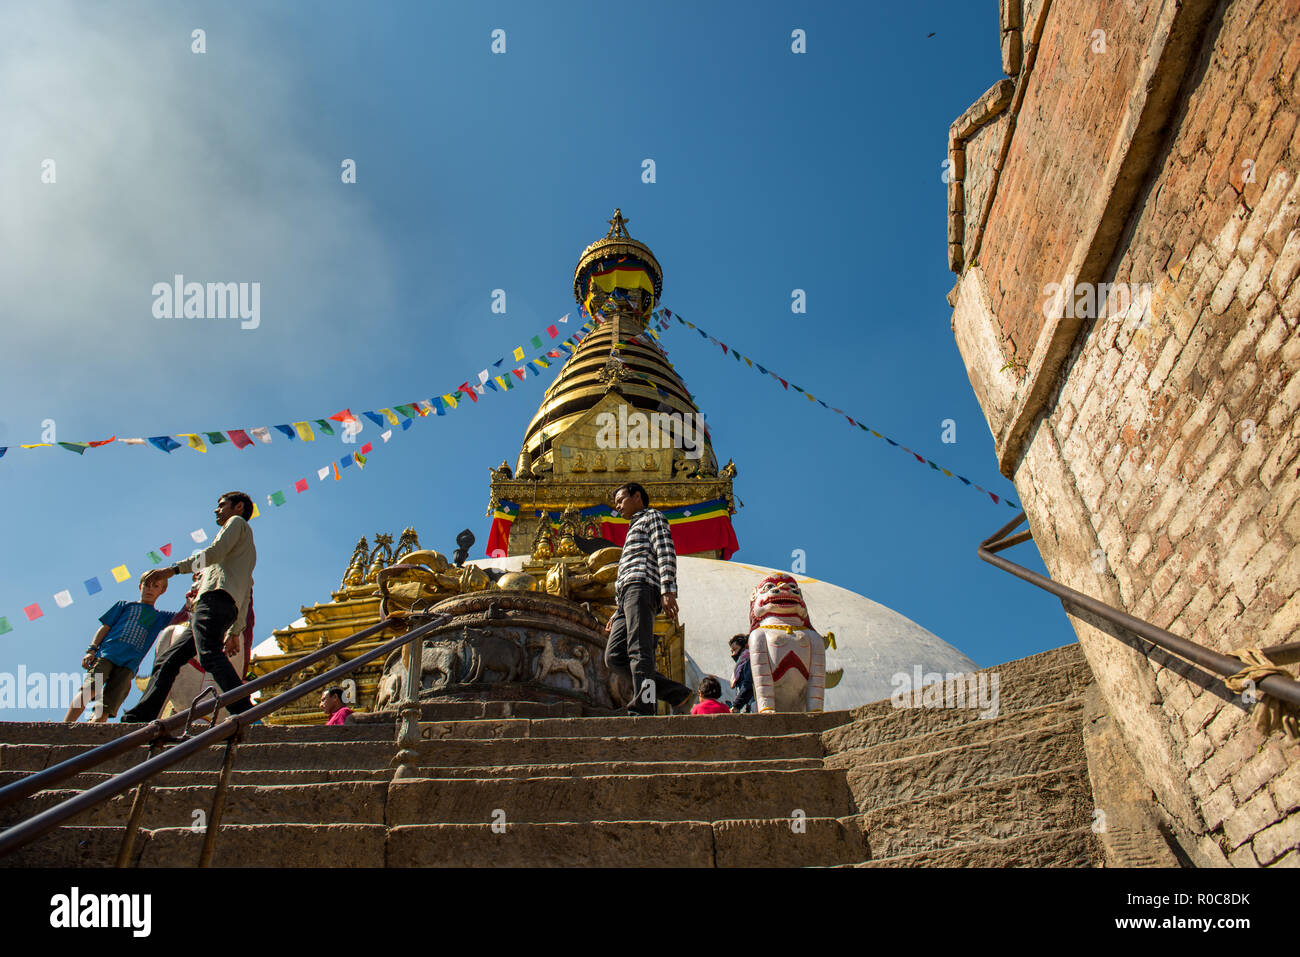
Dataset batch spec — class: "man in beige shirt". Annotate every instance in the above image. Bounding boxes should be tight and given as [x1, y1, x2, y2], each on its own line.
[122, 491, 257, 722]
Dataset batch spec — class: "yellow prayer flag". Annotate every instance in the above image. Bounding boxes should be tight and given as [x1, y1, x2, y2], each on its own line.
[745, 358, 753, 368]
[179, 433, 207, 452]
[442, 393, 458, 409]
[111, 565, 130, 583]
[513, 346, 525, 361]
[20, 444, 51, 449]
[251, 502, 260, 517]
[293, 421, 315, 441]
[495, 376, 508, 390]
[805, 393, 815, 402]
[379, 409, 400, 425]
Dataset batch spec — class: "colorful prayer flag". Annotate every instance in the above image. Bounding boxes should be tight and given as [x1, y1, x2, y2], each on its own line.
[354, 452, 367, 468]
[547, 324, 558, 338]
[459, 383, 479, 403]
[270, 490, 286, 506]
[161, 544, 172, 557]
[58, 442, 89, 454]
[228, 429, 253, 448]
[84, 577, 102, 595]
[360, 442, 373, 454]
[513, 346, 525, 361]
[111, 565, 130, 583]
[178, 434, 207, 453]
[148, 436, 181, 453]
[147, 551, 162, 565]
[273, 425, 296, 440]
[204, 432, 230, 446]
[250, 427, 272, 444]
[333, 462, 341, 480]
[379, 409, 400, 425]
[293, 422, 315, 441]
[313, 419, 335, 436]
[24, 604, 42, 621]
[295, 479, 308, 493]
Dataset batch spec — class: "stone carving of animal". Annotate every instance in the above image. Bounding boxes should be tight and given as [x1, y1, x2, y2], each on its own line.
[528, 638, 591, 693]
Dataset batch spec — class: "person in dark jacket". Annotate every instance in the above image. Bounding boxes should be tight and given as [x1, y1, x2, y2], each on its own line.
[729, 634, 755, 713]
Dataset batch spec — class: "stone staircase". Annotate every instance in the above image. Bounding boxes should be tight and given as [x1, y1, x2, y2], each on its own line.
[0, 643, 1104, 867]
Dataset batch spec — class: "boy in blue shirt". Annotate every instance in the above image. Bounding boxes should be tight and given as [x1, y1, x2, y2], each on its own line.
[63, 572, 177, 723]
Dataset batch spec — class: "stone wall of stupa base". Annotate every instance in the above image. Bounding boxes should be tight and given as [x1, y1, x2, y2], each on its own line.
[950, 0, 1300, 865]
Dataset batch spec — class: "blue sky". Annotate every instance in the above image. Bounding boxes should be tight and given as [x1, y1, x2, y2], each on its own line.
[0, 0, 1078, 720]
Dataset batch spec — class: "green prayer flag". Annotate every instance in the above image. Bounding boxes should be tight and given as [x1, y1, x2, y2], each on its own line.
[204, 432, 230, 445]
[530, 335, 543, 350]
[313, 419, 335, 436]
[394, 404, 418, 419]
[270, 490, 286, 506]
[0, 616, 11, 636]
[148, 551, 162, 564]
[57, 442, 88, 454]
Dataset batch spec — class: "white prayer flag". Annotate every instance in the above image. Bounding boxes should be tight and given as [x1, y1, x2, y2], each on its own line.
[318, 467, 329, 480]
[119, 438, 147, 445]
[558, 313, 569, 323]
[53, 590, 73, 608]
[381, 430, 392, 442]
[250, 427, 272, 444]
[478, 369, 490, 384]
[191, 528, 208, 543]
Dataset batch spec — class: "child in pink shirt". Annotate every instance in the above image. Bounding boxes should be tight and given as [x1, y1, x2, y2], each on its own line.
[691, 675, 731, 715]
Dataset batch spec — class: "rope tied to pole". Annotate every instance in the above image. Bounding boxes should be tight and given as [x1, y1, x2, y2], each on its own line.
[1224, 647, 1300, 742]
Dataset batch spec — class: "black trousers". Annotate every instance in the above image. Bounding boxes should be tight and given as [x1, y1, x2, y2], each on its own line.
[123, 590, 251, 722]
[605, 583, 690, 715]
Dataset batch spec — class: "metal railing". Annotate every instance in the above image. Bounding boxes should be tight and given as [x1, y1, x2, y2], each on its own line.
[0, 612, 447, 864]
[979, 511, 1300, 707]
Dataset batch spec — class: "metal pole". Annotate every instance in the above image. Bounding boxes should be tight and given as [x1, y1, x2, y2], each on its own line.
[198, 729, 241, 867]
[393, 623, 426, 780]
[115, 740, 162, 868]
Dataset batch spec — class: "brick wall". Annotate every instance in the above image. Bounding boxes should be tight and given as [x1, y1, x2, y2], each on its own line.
[979, 0, 1156, 365]
[950, 0, 1300, 866]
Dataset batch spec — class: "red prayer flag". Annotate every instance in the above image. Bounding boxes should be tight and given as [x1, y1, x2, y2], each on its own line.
[513, 369, 525, 381]
[847, 417, 856, 427]
[989, 492, 1000, 504]
[360, 442, 373, 454]
[547, 324, 558, 338]
[295, 478, 308, 493]
[328, 409, 356, 424]
[88, 436, 116, 447]
[333, 462, 341, 481]
[24, 603, 42, 621]
[227, 429, 253, 449]
[459, 383, 479, 403]
[160, 543, 172, 557]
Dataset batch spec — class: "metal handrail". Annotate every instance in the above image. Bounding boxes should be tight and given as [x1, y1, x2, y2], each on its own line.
[0, 613, 447, 859]
[978, 511, 1300, 707]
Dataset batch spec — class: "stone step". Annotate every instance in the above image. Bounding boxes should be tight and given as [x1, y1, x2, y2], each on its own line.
[845, 644, 1090, 724]
[385, 768, 855, 825]
[0, 781, 388, 830]
[1, 730, 826, 778]
[387, 816, 866, 867]
[856, 826, 1103, 867]
[824, 698, 1084, 767]
[1, 757, 824, 791]
[858, 762, 1094, 859]
[3, 817, 867, 867]
[418, 711, 851, 741]
[822, 662, 1091, 753]
[836, 717, 1088, 812]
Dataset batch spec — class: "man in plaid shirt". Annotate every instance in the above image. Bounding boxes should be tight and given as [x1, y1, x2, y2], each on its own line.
[605, 482, 693, 715]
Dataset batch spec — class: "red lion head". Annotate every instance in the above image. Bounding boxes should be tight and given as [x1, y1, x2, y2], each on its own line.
[748, 573, 813, 631]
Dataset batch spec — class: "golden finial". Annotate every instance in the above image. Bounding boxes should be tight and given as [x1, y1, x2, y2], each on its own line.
[393, 527, 421, 562]
[343, 536, 369, 587]
[606, 208, 632, 239]
[366, 533, 395, 583]
[531, 519, 554, 561]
